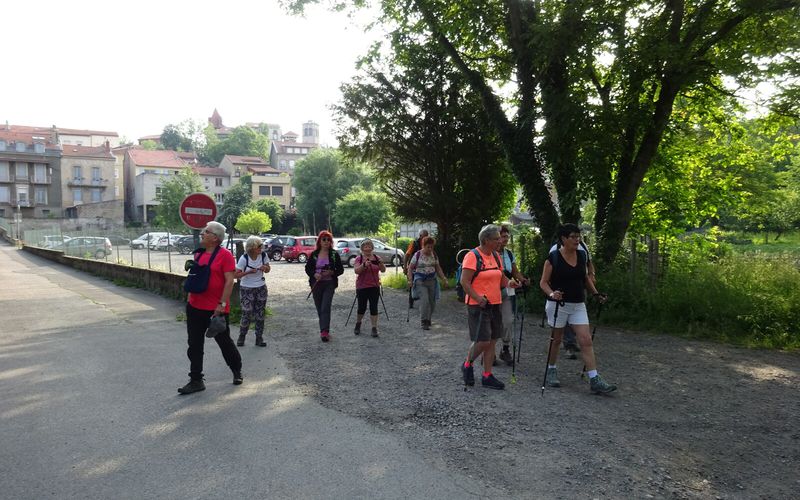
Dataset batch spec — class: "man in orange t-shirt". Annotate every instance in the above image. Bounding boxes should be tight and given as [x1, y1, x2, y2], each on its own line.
[459, 224, 517, 390]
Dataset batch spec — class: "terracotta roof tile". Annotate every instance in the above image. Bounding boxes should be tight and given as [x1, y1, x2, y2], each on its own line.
[128, 149, 189, 168]
[193, 166, 228, 176]
[61, 144, 114, 159]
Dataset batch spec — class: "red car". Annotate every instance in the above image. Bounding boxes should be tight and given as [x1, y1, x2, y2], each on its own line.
[282, 236, 317, 263]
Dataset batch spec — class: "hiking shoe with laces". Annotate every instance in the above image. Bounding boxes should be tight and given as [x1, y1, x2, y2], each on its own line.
[353, 322, 361, 335]
[320, 330, 330, 342]
[371, 327, 379, 338]
[236, 335, 245, 347]
[233, 371, 243, 385]
[255, 336, 266, 347]
[546, 367, 561, 387]
[499, 347, 513, 365]
[461, 363, 475, 386]
[482, 374, 505, 390]
[178, 379, 205, 395]
[590, 375, 617, 394]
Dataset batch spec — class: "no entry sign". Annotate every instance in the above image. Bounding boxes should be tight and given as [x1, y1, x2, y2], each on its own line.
[180, 193, 218, 229]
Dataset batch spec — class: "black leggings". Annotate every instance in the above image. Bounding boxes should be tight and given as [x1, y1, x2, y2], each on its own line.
[356, 287, 380, 316]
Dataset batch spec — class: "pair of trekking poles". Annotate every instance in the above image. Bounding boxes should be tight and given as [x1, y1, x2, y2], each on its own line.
[540, 296, 605, 396]
[343, 286, 390, 326]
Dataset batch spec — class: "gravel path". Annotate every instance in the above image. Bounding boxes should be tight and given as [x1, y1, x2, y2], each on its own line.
[259, 265, 798, 499]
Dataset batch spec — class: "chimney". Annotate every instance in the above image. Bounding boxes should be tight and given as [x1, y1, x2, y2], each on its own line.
[104, 140, 110, 153]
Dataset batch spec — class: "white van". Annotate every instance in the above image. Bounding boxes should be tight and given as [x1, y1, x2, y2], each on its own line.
[130, 232, 169, 249]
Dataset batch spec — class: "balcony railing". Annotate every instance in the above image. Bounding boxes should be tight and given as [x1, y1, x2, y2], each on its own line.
[9, 199, 31, 207]
[67, 178, 108, 188]
[31, 175, 51, 184]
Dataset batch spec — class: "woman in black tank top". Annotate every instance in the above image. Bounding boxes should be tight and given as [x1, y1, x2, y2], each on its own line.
[539, 224, 617, 394]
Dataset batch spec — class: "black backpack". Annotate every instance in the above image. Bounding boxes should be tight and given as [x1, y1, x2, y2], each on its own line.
[184, 246, 220, 293]
[244, 251, 268, 269]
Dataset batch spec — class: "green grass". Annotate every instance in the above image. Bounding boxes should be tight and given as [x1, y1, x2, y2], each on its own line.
[383, 272, 409, 289]
[725, 230, 800, 256]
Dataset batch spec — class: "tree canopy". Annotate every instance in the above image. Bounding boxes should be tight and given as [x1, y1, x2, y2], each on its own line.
[218, 175, 253, 232]
[289, 0, 800, 265]
[201, 126, 270, 165]
[332, 188, 393, 235]
[153, 168, 205, 228]
[235, 209, 272, 235]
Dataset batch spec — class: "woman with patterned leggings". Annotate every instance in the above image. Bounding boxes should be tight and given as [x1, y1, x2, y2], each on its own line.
[234, 235, 270, 347]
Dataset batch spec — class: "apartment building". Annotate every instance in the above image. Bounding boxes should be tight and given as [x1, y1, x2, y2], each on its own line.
[0, 130, 63, 219]
[61, 143, 117, 218]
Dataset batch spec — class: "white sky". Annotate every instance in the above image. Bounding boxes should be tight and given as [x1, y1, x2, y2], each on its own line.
[2, 0, 380, 147]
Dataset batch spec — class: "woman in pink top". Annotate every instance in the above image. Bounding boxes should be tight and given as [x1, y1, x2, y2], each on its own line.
[353, 238, 386, 337]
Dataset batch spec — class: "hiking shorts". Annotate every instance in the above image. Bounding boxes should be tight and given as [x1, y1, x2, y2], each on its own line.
[467, 304, 503, 342]
[545, 301, 588, 328]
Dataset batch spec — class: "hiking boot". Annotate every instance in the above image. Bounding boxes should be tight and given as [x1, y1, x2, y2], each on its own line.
[482, 373, 505, 390]
[371, 327, 379, 338]
[461, 363, 475, 386]
[421, 320, 430, 331]
[499, 346, 513, 365]
[590, 375, 617, 394]
[255, 336, 266, 347]
[353, 322, 361, 335]
[178, 379, 205, 395]
[233, 371, 243, 385]
[565, 345, 577, 360]
[236, 334, 245, 347]
[320, 330, 330, 342]
[545, 367, 561, 388]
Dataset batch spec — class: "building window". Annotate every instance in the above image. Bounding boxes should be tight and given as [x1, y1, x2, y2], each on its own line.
[0, 162, 9, 181]
[91, 189, 101, 202]
[215, 178, 223, 186]
[204, 177, 209, 183]
[0, 140, 5, 150]
[259, 186, 269, 195]
[279, 160, 287, 169]
[92, 167, 101, 182]
[114, 168, 119, 179]
[0, 186, 9, 203]
[34, 164, 47, 182]
[16, 142, 26, 152]
[34, 143, 45, 153]
[215, 193, 224, 203]
[73, 189, 82, 202]
[289, 160, 295, 168]
[16, 162, 28, 179]
[35, 187, 47, 204]
[73, 165, 82, 180]
[42, 209, 50, 217]
[17, 187, 29, 204]
[155, 187, 163, 199]
[272, 186, 283, 196]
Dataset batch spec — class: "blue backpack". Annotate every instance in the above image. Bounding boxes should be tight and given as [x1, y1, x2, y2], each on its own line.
[455, 248, 503, 302]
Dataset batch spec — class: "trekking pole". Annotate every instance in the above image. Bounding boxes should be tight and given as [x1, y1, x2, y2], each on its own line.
[516, 287, 526, 365]
[406, 286, 413, 322]
[581, 297, 605, 379]
[541, 297, 563, 397]
[511, 287, 526, 383]
[378, 286, 390, 321]
[306, 280, 319, 301]
[344, 291, 358, 327]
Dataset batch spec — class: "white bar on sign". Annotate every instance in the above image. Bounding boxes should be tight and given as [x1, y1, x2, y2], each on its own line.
[185, 207, 213, 215]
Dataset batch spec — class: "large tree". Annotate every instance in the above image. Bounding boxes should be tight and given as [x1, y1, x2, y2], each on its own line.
[332, 188, 393, 235]
[202, 126, 270, 165]
[218, 175, 253, 233]
[334, 39, 516, 267]
[289, 0, 800, 265]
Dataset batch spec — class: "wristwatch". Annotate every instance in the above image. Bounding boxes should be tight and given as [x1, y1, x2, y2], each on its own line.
[219, 301, 227, 308]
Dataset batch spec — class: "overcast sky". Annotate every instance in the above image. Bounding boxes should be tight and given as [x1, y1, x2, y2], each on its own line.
[3, 0, 378, 146]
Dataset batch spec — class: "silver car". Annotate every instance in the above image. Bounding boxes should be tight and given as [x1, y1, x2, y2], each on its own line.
[335, 238, 404, 267]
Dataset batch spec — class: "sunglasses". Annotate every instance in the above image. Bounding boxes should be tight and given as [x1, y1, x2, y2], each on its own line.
[320, 237, 331, 242]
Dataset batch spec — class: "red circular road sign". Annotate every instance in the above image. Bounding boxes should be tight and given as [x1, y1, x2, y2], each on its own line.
[180, 193, 218, 229]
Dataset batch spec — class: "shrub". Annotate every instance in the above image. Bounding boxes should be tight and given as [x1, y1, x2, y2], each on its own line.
[383, 272, 409, 290]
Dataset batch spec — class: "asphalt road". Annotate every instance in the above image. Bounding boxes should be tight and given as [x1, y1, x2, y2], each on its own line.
[0, 242, 500, 500]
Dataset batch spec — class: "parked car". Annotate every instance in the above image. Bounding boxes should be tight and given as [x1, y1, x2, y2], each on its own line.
[105, 235, 131, 246]
[336, 238, 404, 267]
[282, 236, 317, 263]
[173, 235, 198, 254]
[221, 238, 247, 256]
[154, 234, 187, 251]
[62, 237, 113, 259]
[37, 234, 72, 249]
[265, 235, 292, 261]
[130, 232, 168, 249]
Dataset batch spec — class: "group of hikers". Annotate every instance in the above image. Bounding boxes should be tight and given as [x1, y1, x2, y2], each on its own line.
[176, 220, 616, 396]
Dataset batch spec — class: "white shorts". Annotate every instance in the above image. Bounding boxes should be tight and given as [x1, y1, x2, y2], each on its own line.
[544, 301, 588, 328]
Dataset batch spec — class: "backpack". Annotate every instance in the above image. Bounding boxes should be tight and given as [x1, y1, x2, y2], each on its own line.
[184, 246, 220, 293]
[244, 251, 267, 269]
[455, 248, 502, 302]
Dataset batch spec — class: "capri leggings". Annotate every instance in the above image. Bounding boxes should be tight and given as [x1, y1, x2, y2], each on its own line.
[357, 287, 380, 316]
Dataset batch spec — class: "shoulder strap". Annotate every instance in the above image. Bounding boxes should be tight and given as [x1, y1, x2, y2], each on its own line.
[505, 248, 515, 263]
[469, 248, 483, 283]
[491, 250, 502, 270]
[244, 253, 250, 267]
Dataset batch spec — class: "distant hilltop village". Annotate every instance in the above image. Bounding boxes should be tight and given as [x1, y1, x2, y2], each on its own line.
[0, 110, 320, 228]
